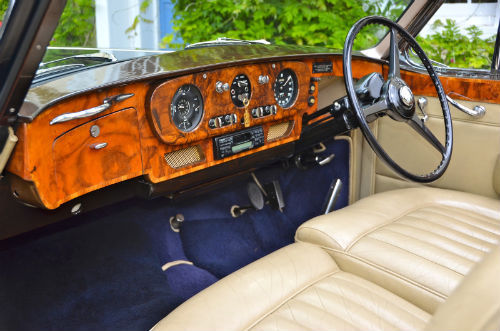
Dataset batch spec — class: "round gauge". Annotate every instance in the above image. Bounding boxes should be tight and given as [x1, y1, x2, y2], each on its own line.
[273, 69, 298, 108]
[170, 84, 204, 132]
[230, 74, 251, 107]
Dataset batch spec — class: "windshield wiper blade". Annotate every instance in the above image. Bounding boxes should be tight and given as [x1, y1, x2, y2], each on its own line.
[38, 52, 117, 69]
[185, 37, 271, 49]
[35, 64, 86, 80]
[34, 52, 118, 81]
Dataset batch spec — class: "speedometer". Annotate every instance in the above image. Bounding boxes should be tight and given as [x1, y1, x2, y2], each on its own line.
[171, 84, 204, 132]
[273, 69, 298, 108]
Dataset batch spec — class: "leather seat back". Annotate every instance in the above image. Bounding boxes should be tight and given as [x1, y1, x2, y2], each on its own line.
[425, 245, 500, 331]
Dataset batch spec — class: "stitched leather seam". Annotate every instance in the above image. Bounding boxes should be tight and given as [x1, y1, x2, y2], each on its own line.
[329, 274, 430, 323]
[295, 228, 343, 250]
[400, 215, 491, 252]
[244, 270, 339, 331]
[366, 236, 465, 276]
[345, 203, 439, 252]
[405, 214, 498, 247]
[380, 227, 477, 264]
[299, 243, 448, 300]
[392, 222, 486, 256]
[287, 293, 362, 330]
[280, 303, 314, 331]
[314, 276, 429, 324]
[430, 205, 500, 226]
[419, 207, 500, 236]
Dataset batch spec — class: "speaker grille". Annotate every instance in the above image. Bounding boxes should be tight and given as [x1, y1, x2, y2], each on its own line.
[267, 121, 294, 142]
[164, 145, 204, 169]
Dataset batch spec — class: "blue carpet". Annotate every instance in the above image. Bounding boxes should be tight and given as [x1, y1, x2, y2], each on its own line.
[178, 138, 350, 277]
[0, 198, 217, 331]
[0, 138, 349, 330]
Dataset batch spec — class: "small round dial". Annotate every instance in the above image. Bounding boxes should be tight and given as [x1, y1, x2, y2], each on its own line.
[230, 74, 251, 107]
[273, 69, 298, 108]
[171, 84, 204, 132]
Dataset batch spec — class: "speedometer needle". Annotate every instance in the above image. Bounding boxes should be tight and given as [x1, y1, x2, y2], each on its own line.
[284, 76, 291, 85]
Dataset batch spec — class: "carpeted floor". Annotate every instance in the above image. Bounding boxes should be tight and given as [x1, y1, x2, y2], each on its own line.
[0, 138, 349, 331]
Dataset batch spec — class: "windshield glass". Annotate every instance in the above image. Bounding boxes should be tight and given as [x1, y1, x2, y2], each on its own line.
[1, 0, 413, 73]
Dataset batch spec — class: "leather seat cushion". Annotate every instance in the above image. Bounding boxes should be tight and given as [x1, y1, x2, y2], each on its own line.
[295, 187, 500, 313]
[151, 243, 430, 331]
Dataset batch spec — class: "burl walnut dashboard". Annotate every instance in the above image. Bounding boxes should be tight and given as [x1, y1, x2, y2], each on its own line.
[6, 50, 383, 210]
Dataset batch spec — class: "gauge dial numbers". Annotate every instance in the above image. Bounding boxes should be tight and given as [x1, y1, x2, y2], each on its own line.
[170, 84, 204, 132]
[230, 74, 252, 107]
[273, 69, 298, 109]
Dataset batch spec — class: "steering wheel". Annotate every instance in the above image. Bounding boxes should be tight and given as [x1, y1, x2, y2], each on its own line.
[343, 16, 453, 183]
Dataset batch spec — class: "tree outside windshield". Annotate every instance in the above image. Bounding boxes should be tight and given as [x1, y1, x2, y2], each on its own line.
[0, 0, 497, 69]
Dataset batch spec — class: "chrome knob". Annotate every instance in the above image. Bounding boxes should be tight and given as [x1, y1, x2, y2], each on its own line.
[215, 81, 229, 93]
[258, 75, 269, 84]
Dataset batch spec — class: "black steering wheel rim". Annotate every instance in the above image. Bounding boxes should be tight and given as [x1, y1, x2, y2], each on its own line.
[343, 16, 453, 183]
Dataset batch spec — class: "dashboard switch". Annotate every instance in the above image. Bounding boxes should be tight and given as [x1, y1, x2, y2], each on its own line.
[216, 116, 224, 128]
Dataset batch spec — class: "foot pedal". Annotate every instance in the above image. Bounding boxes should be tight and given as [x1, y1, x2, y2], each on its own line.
[231, 175, 285, 216]
[264, 180, 285, 212]
[230, 182, 265, 218]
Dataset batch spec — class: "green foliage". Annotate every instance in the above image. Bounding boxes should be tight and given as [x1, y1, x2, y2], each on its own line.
[50, 0, 96, 47]
[0, 0, 11, 22]
[126, 0, 154, 36]
[162, 0, 408, 50]
[417, 19, 495, 69]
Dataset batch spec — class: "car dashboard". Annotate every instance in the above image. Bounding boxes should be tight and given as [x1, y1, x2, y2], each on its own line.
[6, 45, 386, 210]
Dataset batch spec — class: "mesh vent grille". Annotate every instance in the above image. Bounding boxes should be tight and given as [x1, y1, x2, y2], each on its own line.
[267, 121, 294, 142]
[164, 145, 204, 169]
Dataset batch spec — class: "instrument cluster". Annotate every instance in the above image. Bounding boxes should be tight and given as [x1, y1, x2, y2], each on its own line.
[168, 67, 300, 133]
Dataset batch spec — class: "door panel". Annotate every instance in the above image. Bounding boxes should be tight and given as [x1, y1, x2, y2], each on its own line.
[372, 97, 500, 198]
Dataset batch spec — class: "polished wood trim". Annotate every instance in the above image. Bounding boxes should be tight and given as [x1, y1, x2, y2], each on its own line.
[148, 61, 311, 145]
[4, 55, 387, 210]
[389, 66, 500, 104]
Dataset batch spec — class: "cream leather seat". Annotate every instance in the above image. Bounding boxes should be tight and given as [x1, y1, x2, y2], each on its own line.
[152, 188, 500, 331]
[152, 242, 500, 331]
[296, 187, 500, 313]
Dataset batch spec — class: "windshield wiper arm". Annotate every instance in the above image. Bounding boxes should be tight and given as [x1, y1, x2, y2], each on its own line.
[38, 52, 117, 69]
[35, 64, 86, 80]
[185, 37, 271, 49]
[35, 52, 118, 81]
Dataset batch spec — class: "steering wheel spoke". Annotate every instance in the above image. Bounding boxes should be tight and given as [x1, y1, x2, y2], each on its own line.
[343, 16, 452, 182]
[362, 99, 388, 118]
[408, 114, 445, 154]
[388, 28, 401, 79]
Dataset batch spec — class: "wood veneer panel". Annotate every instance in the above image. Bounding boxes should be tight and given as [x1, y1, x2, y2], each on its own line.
[148, 61, 311, 145]
[52, 108, 143, 204]
[390, 66, 500, 104]
[6, 54, 389, 209]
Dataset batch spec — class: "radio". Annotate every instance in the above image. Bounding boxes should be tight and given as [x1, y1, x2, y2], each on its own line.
[213, 126, 264, 160]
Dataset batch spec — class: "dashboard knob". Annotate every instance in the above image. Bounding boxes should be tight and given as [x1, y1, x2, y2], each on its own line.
[258, 75, 269, 85]
[216, 81, 228, 93]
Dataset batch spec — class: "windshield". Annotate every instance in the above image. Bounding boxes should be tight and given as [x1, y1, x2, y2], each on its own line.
[1, 0, 413, 74]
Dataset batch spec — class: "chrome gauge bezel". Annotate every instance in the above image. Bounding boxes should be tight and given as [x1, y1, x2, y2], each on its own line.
[170, 84, 204, 132]
[273, 68, 298, 109]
